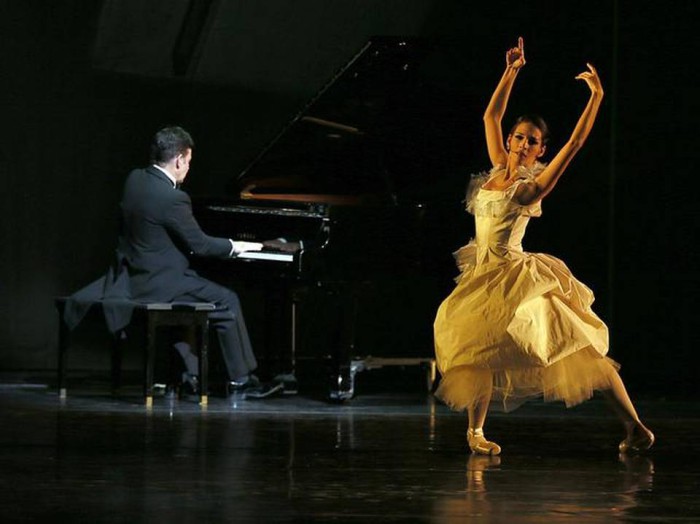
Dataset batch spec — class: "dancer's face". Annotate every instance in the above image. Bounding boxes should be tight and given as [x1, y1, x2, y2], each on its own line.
[507, 123, 546, 167]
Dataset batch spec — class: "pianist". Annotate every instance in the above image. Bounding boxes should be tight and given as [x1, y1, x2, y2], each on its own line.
[67, 126, 278, 399]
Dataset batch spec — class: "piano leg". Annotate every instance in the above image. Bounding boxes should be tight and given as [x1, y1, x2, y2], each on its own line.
[290, 299, 298, 375]
[325, 281, 361, 402]
[263, 282, 297, 379]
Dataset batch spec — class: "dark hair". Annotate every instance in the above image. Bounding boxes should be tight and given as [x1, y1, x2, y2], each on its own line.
[509, 114, 550, 145]
[149, 126, 194, 164]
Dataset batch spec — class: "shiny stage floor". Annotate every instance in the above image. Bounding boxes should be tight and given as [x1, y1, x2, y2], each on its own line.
[0, 375, 698, 523]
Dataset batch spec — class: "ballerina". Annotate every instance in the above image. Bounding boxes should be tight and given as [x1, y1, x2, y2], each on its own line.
[433, 37, 654, 455]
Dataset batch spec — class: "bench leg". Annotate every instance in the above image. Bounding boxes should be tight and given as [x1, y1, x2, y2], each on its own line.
[58, 315, 69, 400]
[144, 313, 158, 406]
[198, 316, 209, 407]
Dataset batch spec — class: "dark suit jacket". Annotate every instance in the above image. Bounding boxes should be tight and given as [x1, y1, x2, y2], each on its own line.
[119, 165, 231, 301]
[65, 166, 232, 332]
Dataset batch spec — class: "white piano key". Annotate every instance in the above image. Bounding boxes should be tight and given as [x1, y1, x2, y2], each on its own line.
[237, 251, 294, 262]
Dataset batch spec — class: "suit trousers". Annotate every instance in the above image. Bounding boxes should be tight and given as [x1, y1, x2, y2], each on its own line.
[175, 278, 257, 381]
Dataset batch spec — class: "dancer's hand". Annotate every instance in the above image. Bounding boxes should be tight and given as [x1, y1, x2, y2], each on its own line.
[575, 63, 604, 96]
[506, 37, 526, 70]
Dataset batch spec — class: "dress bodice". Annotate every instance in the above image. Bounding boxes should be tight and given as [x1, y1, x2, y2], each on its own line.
[473, 190, 533, 250]
[464, 163, 545, 261]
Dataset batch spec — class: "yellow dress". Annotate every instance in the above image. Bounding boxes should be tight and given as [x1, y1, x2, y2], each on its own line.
[434, 163, 620, 412]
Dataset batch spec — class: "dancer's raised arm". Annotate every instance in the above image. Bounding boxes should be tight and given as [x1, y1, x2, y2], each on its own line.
[516, 63, 604, 205]
[484, 37, 526, 167]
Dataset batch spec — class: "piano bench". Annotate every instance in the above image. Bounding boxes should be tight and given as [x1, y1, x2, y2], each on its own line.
[55, 298, 224, 407]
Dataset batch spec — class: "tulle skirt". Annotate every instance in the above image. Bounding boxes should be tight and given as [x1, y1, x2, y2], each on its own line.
[435, 346, 620, 412]
[434, 243, 617, 412]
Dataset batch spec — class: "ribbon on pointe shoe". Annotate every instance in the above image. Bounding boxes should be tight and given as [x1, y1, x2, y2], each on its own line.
[467, 428, 502, 456]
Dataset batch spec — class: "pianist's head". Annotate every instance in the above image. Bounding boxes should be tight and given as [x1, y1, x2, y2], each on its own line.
[150, 126, 194, 183]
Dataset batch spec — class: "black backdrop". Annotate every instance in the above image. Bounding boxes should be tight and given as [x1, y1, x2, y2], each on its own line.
[0, 0, 697, 396]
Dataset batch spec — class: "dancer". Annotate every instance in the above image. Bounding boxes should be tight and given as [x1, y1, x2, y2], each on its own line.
[433, 38, 654, 455]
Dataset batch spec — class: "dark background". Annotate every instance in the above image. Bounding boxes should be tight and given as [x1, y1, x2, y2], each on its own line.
[0, 0, 696, 396]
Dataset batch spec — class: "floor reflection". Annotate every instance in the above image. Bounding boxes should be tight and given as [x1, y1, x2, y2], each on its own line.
[0, 388, 697, 522]
[432, 452, 655, 522]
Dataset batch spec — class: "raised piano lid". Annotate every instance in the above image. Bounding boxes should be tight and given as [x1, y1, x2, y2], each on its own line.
[232, 37, 438, 207]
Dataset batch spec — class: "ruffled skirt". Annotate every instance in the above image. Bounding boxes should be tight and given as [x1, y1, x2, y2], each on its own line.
[434, 243, 617, 412]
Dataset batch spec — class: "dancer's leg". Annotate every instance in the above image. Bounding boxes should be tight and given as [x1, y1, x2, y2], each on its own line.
[601, 372, 654, 452]
[467, 380, 501, 455]
[467, 395, 491, 432]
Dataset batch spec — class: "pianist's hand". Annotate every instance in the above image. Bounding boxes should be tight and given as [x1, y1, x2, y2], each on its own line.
[231, 241, 264, 254]
[263, 238, 301, 253]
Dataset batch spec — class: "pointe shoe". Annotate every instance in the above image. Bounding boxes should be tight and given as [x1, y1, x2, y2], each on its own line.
[467, 428, 501, 455]
[619, 424, 655, 453]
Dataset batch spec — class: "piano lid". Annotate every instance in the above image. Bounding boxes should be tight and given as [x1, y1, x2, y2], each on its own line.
[233, 37, 449, 206]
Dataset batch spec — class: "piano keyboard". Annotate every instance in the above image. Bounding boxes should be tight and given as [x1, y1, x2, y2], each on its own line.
[237, 251, 294, 262]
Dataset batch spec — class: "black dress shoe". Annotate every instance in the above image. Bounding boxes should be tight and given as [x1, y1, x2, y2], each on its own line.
[180, 372, 200, 397]
[227, 375, 260, 398]
[228, 375, 282, 400]
[165, 373, 199, 400]
[245, 382, 284, 399]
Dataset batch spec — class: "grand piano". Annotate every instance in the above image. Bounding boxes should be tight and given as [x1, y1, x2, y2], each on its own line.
[192, 37, 467, 399]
